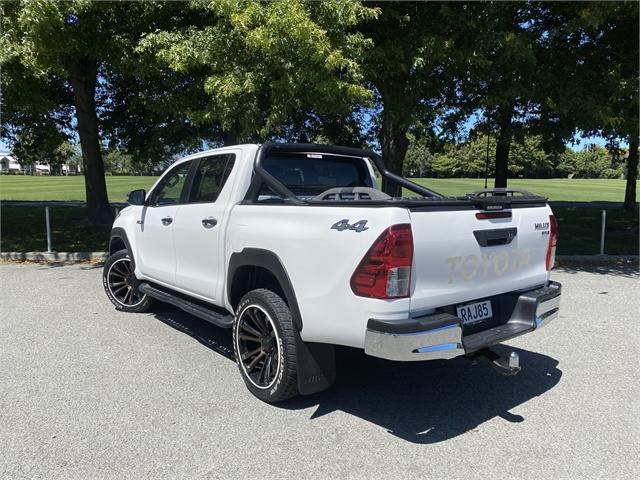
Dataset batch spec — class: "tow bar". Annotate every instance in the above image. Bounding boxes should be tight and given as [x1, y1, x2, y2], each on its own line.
[474, 348, 521, 376]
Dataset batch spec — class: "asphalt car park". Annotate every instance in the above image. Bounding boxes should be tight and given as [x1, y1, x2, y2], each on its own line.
[1, 262, 638, 480]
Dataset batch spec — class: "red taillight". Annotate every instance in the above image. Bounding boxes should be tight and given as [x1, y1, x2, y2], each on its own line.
[475, 211, 512, 220]
[350, 224, 413, 299]
[546, 214, 558, 271]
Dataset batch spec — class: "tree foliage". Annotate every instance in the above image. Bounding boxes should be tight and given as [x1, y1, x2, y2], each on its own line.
[1, 1, 637, 210]
[139, 0, 377, 143]
[406, 135, 630, 180]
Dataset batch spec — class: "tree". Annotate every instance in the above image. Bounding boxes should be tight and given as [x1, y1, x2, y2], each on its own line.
[0, 54, 75, 167]
[1, 1, 226, 221]
[100, 3, 225, 169]
[533, 2, 638, 209]
[510, 136, 553, 179]
[404, 139, 434, 178]
[139, 0, 376, 145]
[1, 1, 123, 221]
[11, 121, 68, 174]
[357, 2, 478, 194]
[103, 149, 133, 175]
[430, 137, 493, 179]
[55, 140, 82, 175]
[454, 2, 552, 188]
[582, 3, 639, 210]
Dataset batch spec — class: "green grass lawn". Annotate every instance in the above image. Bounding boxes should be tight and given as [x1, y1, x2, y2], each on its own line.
[0, 175, 637, 254]
[1, 203, 636, 255]
[0, 175, 637, 202]
[552, 207, 638, 255]
[410, 178, 637, 202]
[1, 206, 111, 252]
[0, 175, 159, 202]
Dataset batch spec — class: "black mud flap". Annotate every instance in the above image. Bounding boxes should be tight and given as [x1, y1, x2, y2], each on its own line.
[295, 331, 336, 395]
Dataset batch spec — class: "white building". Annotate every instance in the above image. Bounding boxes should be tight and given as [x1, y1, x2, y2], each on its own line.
[0, 152, 22, 173]
[0, 151, 80, 175]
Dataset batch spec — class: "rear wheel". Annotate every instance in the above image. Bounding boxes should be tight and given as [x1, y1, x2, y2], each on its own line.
[233, 289, 299, 402]
[102, 249, 154, 313]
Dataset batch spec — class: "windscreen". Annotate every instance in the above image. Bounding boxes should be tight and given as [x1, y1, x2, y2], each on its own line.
[262, 153, 372, 197]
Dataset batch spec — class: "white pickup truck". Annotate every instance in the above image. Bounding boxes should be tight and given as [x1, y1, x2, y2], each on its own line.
[103, 143, 561, 402]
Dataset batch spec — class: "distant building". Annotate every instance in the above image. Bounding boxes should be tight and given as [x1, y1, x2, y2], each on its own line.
[0, 153, 22, 173]
[0, 151, 81, 175]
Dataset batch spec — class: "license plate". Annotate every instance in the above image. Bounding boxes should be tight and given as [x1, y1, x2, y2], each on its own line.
[456, 300, 493, 325]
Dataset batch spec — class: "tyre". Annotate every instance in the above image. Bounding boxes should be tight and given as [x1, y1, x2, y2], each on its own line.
[102, 249, 154, 313]
[233, 289, 299, 402]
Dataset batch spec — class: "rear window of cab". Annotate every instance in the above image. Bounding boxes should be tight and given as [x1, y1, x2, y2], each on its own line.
[261, 153, 372, 198]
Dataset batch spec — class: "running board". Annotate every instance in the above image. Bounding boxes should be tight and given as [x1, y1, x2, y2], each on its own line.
[138, 282, 234, 328]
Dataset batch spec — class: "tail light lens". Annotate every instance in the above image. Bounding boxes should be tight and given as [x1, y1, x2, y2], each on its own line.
[350, 224, 413, 299]
[475, 211, 512, 220]
[546, 214, 558, 271]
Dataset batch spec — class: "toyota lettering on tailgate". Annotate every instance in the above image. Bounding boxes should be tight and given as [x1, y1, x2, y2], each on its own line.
[446, 249, 532, 283]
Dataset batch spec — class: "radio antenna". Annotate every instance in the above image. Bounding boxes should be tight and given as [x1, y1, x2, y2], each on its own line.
[484, 124, 490, 190]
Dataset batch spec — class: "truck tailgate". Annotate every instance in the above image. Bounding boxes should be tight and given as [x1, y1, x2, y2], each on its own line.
[409, 205, 552, 312]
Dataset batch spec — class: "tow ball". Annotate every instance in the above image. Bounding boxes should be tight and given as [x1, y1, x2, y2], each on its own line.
[473, 348, 521, 376]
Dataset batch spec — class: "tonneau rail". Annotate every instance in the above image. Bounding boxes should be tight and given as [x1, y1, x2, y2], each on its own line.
[242, 142, 548, 210]
[244, 142, 443, 204]
[458, 188, 548, 210]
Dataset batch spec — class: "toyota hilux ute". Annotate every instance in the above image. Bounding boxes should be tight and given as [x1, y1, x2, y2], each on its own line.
[103, 143, 561, 402]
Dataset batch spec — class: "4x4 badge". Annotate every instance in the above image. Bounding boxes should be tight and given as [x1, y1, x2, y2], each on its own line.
[331, 219, 369, 232]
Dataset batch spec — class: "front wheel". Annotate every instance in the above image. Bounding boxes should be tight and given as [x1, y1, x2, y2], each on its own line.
[233, 289, 299, 402]
[102, 249, 154, 313]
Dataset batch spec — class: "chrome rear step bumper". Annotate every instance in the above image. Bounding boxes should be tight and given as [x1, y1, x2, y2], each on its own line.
[364, 281, 561, 361]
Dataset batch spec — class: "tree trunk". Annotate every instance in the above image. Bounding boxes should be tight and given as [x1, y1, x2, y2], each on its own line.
[494, 104, 514, 189]
[67, 58, 113, 224]
[379, 102, 410, 197]
[623, 133, 638, 212]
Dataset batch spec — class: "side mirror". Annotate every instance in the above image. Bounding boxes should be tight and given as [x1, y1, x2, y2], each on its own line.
[127, 189, 146, 206]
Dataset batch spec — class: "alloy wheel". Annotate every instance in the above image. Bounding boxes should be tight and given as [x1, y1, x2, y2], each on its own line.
[236, 305, 281, 389]
[107, 257, 146, 307]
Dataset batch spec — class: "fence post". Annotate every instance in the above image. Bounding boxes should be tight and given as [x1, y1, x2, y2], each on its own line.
[45, 206, 52, 253]
[599, 209, 606, 256]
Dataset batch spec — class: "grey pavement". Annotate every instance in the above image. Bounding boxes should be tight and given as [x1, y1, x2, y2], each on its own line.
[0, 263, 638, 480]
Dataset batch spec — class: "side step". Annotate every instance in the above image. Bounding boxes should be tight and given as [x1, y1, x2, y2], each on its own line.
[138, 282, 234, 328]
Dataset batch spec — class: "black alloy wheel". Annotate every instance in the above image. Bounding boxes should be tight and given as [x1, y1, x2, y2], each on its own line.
[107, 257, 146, 307]
[102, 249, 154, 313]
[236, 304, 281, 389]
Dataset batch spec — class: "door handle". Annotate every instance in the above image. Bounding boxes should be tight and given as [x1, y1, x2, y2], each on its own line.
[473, 227, 517, 247]
[161, 216, 173, 226]
[201, 217, 218, 228]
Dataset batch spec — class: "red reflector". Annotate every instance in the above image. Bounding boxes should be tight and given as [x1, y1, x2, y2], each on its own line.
[546, 214, 558, 270]
[350, 224, 413, 299]
[475, 211, 512, 219]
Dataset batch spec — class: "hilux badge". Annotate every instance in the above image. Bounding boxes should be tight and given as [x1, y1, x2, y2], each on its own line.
[535, 222, 549, 231]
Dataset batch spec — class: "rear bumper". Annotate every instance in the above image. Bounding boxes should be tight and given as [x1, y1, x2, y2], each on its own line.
[364, 281, 561, 361]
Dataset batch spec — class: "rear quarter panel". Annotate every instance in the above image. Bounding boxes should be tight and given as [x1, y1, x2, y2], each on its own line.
[226, 205, 412, 348]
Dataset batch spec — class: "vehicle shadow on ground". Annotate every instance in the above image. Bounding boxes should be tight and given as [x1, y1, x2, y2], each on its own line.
[280, 345, 562, 444]
[151, 304, 562, 445]
[152, 305, 235, 360]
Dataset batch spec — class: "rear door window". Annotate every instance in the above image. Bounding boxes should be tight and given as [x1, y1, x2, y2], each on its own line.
[188, 154, 236, 203]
